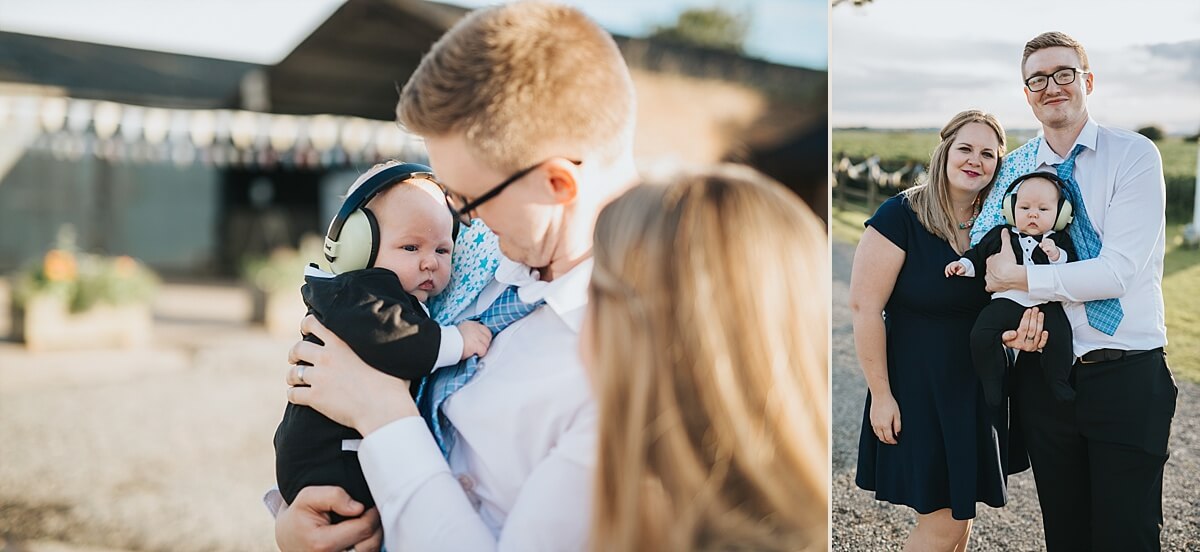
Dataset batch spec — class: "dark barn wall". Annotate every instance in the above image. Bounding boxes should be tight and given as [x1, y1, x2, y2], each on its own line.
[0, 151, 219, 273]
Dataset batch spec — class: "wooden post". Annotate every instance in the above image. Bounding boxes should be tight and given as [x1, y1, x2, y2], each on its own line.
[866, 170, 877, 210]
[1185, 146, 1200, 247]
[835, 163, 846, 210]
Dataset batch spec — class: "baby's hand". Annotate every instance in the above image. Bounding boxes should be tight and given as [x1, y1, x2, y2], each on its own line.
[458, 320, 492, 360]
[1040, 238, 1060, 261]
[945, 261, 966, 277]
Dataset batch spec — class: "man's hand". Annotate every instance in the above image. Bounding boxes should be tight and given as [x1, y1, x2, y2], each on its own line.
[287, 315, 417, 436]
[458, 320, 493, 360]
[1001, 306, 1049, 352]
[275, 486, 383, 552]
[1041, 237, 1060, 261]
[985, 228, 1029, 293]
[945, 261, 967, 278]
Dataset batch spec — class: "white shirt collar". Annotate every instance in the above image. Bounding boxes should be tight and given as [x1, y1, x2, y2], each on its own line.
[494, 254, 541, 289]
[1036, 117, 1098, 166]
[493, 255, 593, 332]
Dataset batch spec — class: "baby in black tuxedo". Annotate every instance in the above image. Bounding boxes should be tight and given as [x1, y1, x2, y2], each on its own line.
[274, 166, 492, 513]
[946, 174, 1076, 407]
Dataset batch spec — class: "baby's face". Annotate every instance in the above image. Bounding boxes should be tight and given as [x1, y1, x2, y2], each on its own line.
[1013, 177, 1060, 236]
[368, 182, 454, 303]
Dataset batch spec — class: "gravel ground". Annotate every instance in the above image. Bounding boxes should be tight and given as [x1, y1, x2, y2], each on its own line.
[832, 239, 1200, 551]
[3, 250, 1196, 551]
[0, 283, 286, 551]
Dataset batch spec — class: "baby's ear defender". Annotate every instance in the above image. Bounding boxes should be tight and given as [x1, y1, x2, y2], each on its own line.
[1000, 171, 1075, 231]
[322, 162, 454, 274]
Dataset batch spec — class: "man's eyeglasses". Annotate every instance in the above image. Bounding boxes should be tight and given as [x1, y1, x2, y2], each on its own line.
[1024, 68, 1088, 93]
[445, 158, 583, 226]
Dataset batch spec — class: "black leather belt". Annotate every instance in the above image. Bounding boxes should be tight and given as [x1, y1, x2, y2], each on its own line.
[1078, 347, 1161, 364]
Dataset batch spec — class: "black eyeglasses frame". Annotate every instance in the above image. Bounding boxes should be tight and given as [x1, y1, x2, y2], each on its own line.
[446, 158, 583, 226]
[1024, 67, 1089, 93]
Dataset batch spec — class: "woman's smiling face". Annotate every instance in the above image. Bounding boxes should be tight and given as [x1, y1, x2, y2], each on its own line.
[945, 122, 1001, 197]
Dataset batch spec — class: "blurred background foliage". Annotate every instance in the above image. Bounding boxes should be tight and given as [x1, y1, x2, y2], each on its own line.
[11, 225, 158, 313]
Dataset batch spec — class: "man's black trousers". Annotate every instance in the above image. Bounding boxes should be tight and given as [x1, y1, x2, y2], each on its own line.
[1015, 347, 1176, 551]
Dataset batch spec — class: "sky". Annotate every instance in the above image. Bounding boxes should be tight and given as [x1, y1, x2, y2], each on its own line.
[831, 0, 1200, 133]
[0, 0, 828, 69]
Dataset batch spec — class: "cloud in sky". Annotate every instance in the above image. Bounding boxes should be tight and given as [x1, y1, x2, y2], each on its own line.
[832, 0, 1200, 133]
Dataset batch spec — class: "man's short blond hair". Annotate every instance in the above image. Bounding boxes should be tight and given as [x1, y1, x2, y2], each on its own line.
[1022, 31, 1090, 75]
[397, 1, 636, 172]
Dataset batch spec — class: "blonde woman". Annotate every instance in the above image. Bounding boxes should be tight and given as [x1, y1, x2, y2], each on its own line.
[582, 164, 829, 552]
[850, 110, 1043, 551]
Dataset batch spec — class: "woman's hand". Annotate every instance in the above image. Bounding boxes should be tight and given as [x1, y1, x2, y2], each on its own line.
[275, 486, 382, 552]
[870, 392, 902, 445]
[287, 315, 419, 436]
[1001, 306, 1049, 352]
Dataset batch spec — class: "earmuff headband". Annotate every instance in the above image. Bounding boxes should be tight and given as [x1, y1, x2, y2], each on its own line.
[326, 163, 436, 242]
[1003, 171, 1070, 201]
[322, 162, 462, 274]
[1001, 171, 1075, 232]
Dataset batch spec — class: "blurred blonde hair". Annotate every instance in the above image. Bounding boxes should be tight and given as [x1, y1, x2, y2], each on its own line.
[397, 1, 636, 173]
[903, 109, 1006, 251]
[588, 164, 829, 552]
[1022, 31, 1090, 74]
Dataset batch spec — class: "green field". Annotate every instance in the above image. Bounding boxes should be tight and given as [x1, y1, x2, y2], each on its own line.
[833, 204, 1200, 383]
[833, 129, 1198, 222]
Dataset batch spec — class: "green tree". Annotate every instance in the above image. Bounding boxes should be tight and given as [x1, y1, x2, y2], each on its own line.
[650, 7, 749, 53]
[1137, 125, 1165, 141]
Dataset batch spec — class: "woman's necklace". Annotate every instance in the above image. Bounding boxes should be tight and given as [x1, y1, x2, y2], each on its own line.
[957, 200, 981, 230]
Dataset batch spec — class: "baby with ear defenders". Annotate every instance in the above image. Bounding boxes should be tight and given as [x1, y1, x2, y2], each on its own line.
[945, 172, 1078, 408]
[273, 160, 493, 515]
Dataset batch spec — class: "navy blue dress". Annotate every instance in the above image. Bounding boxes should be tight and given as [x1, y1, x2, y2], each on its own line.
[854, 194, 1028, 520]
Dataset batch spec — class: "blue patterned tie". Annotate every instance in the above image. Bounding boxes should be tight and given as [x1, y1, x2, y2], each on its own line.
[1057, 144, 1123, 335]
[417, 285, 544, 457]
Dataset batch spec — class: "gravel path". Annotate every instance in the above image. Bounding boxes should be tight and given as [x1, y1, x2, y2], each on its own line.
[2, 250, 1196, 551]
[0, 284, 285, 551]
[832, 238, 1200, 551]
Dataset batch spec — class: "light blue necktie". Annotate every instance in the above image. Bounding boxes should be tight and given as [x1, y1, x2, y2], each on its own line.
[417, 285, 544, 458]
[1057, 143, 1123, 335]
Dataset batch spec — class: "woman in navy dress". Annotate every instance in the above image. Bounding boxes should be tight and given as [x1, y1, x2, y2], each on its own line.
[850, 110, 1040, 550]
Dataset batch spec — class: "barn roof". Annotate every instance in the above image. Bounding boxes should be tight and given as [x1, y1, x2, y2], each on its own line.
[0, 30, 259, 109]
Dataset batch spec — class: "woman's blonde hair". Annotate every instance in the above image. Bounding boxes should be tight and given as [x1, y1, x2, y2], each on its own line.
[903, 109, 1006, 249]
[588, 164, 829, 552]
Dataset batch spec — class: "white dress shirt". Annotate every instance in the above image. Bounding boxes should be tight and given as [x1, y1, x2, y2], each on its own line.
[1024, 118, 1168, 357]
[358, 257, 596, 551]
